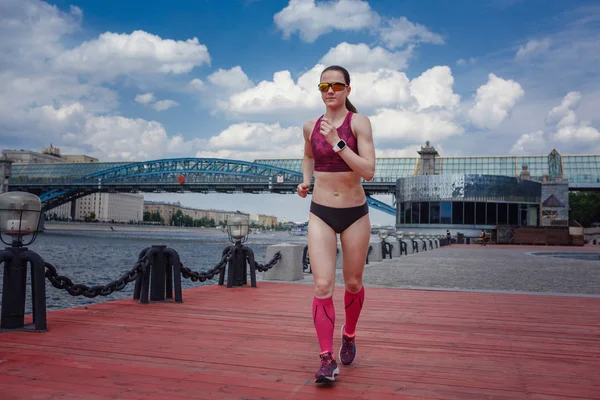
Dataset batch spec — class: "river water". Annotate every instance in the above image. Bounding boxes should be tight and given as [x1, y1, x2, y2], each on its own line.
[0, 229, 310, 314]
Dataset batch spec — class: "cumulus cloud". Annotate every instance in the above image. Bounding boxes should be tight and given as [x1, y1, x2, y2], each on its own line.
[135, 93, 155, 105]
[197, 122, 304, 161]
[319, 42, 413, 72]
[548, 92, 600, 142]
[82, 116, 188, 161]
[379, 17, 444, 49]
[188, 78, 205, 91]
[409, 66, 460, 110]
[509, 130, 547, 155]
[515, 38, 550, 60]
[217, 64, 415, 116]
[135, 93, 179, 111]
[54, 30, 211, 80]
[273, 0, 442, 51]
[151, 100, 179, 111]
[273, 0, 379, 43]
[207, 66, 253, 90]
[370, 108, 464, 143]
[510, 91, 600, 155]
[468, 73, 524, 129]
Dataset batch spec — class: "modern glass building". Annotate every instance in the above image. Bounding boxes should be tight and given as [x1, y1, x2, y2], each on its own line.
[395, 174, 542, 236]
[257, 143, 598, 236]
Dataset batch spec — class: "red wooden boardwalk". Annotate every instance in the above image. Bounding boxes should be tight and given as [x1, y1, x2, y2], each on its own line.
[1, 282, 599, 399]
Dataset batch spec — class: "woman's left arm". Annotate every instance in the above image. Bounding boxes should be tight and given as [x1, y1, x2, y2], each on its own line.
[338, 114, 376, 181]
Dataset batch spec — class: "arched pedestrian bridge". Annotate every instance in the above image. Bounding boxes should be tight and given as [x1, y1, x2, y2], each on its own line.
[7, 153, 600, 216]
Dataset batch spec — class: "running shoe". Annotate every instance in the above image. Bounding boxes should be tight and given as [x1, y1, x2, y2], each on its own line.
[314, 351, 339, 383]
[339, 324, 356, 365]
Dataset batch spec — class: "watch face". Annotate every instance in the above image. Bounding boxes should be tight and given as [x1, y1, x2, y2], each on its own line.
[337, 140, 346, 149]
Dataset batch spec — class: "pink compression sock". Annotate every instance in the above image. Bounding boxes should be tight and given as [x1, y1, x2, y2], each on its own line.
[344, 286, 365, 336]
[313, 296, 335, 354]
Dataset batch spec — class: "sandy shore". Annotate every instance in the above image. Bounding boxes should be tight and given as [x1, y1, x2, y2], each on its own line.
[43, 222, 225, 234]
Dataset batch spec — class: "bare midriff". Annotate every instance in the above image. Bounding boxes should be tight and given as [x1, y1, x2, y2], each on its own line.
[311, 170, 366, 208]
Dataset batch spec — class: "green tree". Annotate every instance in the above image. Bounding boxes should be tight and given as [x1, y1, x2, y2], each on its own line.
[569, 191, 600, 227]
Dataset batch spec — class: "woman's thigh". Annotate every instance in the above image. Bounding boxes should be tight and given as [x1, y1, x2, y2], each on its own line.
[339, 213, 371, 283]
[308, 212, 338, 294]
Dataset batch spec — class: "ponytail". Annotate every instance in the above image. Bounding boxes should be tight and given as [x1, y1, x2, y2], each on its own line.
[345, 98, 357, 113]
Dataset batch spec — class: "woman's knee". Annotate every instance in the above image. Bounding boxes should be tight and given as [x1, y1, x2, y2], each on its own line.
[314, 278, 335, 298]
[344, 278, 363, 294]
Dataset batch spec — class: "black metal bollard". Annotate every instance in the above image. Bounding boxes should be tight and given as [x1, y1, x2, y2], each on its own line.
[381, 240, 393, 259]
[422, 240, 428, 252]
[399, 240, 407, 255]
[219, 241, 257, 288]
[133, 245, 183, 304]
[411, 239, 419, 253]
[0, 247, 47, 332]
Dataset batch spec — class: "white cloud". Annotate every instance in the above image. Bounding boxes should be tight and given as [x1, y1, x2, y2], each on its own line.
[546, 91, 581, 126]
[188, 78, 205, 91]
[515, 38, 550, 60]
[552, 123, 600, 142]
[547, 92, 600, 143]
[273, 0, 379, 43]
[456, 57, 477, 65]
[273, 0, 442, 52]
[199, 122, 304, 161]
[468, 73, 524, 129]
[379, 16, 444, 49]
[207, 66, 253, 90]
[409, 66, 460, 110]
[370, 108, 464, 143]
[509, 130, 547, 155]
[54, 30, 211, 80]
[135, 93, 155, 105]
[151, 99, 179, 111]
[319, 42, 413, 72]
[82, 116, 188, 161]
[135, 93, 179, 111]
[218, 63, 414, 117]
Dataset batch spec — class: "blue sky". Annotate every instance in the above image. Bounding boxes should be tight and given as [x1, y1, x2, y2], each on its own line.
[2, 0, 600, 225]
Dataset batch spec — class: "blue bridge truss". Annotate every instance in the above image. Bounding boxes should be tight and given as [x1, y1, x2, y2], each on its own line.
[8, 158, 398, 216]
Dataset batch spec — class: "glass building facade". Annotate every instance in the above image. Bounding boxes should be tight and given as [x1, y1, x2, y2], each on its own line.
[255, 154, 600, 184]
[396, 174, 542, 232]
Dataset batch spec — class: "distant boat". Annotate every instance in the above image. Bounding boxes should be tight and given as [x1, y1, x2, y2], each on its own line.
[289, 227, 307, 236]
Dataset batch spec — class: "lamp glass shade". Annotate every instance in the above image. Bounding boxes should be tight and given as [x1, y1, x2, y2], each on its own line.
[0, 191, 42, 237]
[378, 229, 388, 240]
[227, 215, 249, 240]
[396, 230, 404, 239]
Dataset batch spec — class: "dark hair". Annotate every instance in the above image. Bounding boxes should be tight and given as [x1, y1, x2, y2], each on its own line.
[321, 65, 357, 113]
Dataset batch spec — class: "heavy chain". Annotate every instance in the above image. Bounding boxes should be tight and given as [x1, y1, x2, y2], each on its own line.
[44, 260, 142, 298]
[254, 251, 281, 272]
[179, 248, 233, 282]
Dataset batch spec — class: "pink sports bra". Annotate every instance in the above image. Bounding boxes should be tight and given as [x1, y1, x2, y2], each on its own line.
[310, 112, 358, 172]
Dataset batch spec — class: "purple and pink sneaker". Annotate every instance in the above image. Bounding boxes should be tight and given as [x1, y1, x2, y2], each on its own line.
[339, 324, 357, 365]
[314, 351, 339, 383]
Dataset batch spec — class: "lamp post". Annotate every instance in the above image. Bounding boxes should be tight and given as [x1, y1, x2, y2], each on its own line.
[221, 214, 257, 287]
[0, 191, 47, 331]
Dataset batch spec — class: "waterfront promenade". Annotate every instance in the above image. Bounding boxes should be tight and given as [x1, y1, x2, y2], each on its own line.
[1, 245, 599, 399]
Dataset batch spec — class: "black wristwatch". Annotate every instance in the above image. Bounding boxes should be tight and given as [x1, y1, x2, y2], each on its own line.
[333, 139, 346, 153]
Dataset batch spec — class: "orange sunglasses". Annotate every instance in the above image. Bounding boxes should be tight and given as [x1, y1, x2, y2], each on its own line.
[318, 82, 347, 92]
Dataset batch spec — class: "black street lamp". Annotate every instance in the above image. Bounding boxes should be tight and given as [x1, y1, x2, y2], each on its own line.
[220, 215, 257, 287]
[0, 191, 47, 331]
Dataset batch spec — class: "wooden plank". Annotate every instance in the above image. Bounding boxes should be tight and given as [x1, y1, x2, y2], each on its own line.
[1, 282, 599, 399]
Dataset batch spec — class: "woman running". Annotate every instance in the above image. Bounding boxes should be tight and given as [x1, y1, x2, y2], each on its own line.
[296, 65, 376, 383]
